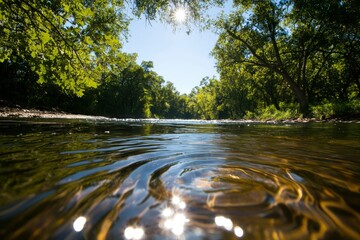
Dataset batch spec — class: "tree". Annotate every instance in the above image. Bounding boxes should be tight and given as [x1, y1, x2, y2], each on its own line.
[213, 0, 360, 115]
[191, 77, 223, 119]
[96, 60, 154, 118]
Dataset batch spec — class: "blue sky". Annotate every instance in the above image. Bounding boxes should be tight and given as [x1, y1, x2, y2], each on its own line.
[122, 5, 231, 94]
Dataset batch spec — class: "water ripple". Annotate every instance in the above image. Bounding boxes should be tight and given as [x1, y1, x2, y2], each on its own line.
[0, 120, 359, 239]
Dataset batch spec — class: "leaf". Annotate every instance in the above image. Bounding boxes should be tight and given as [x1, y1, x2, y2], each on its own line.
[41, 32, 51, 45]
[63, 4, 70, 13]
[82, 8, 93, 17]
[84, 36, 93, 45]
[0, 12, 6, 21]
[52, 47, 58, 57]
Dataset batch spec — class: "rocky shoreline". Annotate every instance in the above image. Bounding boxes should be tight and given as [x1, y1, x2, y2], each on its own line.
[0, 106, 108, 120]
[0, 106, 359, 123]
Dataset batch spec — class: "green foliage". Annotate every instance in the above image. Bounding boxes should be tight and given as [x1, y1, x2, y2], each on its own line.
[0, 0, 220, 118]
[0, 0, 224, 96]
[244, 111, 256, 120]
[0, 0, 133, 95]
[311, 103, 336, 119]
[311, 100, 360, 119]
[188, 77, 223, 120]
[72, 59, 193, 119]
[0, 58, 193, 119]
[212, 0, 360, 116]
[238, 101, 300, 120]
[254, 105, 299, 121]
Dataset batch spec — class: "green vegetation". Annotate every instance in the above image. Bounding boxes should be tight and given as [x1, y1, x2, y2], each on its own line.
[188, 0, 360, 120]
[1, 0, 359, 120]
[311, 100, 360, 119]
[0, 58, 193, 118]
[211, 0, 360, 118]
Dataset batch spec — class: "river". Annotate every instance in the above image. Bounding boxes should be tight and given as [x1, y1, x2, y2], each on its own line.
[0, 119, 359, 239]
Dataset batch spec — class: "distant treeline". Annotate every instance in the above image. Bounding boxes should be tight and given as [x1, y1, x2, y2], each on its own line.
[0, 59, 193, 119]
[1, 0, 359, 120]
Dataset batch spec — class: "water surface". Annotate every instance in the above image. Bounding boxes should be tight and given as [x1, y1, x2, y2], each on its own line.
[0, 119, 359, 239]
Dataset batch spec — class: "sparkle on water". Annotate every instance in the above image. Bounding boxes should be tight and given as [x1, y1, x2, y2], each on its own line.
[124, 226, 144, 240]
[73, 216, 86, 232]
[161, 194, 189, 236]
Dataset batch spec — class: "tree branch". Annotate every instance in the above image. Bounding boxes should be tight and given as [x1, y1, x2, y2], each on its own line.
[21, 0, 85, 68]
[312, 45, 336, 83]
[225, 27, 270, 66]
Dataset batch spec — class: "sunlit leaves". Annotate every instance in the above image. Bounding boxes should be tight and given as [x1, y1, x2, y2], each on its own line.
[0, 0, 130, 96]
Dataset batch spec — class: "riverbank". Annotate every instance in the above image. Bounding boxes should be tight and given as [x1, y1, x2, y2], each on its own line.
[0, 106, 109, 120]
[1, 106, 359, 123]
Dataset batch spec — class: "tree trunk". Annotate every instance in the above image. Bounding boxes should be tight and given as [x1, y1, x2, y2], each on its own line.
[283, 72, 309, 115]
[268, 24, 310, 115]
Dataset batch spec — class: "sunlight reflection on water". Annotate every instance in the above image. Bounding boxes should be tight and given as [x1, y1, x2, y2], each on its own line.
[124, 226, 144, 240]
[73, 216, 86, 232]
[160, 194, 189, 236]
[215, 215, 244, 238]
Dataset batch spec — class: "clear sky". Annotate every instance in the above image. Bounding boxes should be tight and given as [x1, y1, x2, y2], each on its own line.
[122, 6, 229, 94]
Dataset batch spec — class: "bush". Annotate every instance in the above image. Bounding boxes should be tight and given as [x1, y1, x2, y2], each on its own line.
[244, 111, 256, 120]
[244, 104, 300, 120]
[258, 105, 296, 120]
[311, 100, 360, 119]
[311, 103, 335, 119]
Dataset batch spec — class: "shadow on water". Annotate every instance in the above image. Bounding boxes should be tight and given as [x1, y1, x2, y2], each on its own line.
[0, 119, 359, 239]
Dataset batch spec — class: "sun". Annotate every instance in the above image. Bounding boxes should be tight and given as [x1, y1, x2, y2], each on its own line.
[173, 7, 187, 23]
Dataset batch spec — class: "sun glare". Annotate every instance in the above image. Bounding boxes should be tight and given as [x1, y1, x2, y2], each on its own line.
[173, 7, 187, 23]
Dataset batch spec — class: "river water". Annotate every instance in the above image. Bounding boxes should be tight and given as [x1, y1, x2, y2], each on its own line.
[0, 119, 359, 239]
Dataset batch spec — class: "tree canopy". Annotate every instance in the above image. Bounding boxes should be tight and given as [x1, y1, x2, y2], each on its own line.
[1, 0, 131, 95]
[212, 0, 360, 115]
